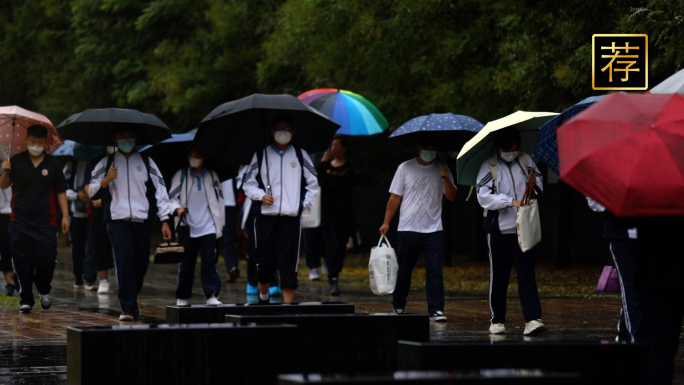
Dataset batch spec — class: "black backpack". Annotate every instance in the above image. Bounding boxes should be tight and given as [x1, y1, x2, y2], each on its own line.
[252, 146, 307, 216]
[93, 153, 158, 222]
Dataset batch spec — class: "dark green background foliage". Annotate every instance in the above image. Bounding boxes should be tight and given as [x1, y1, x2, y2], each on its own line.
[0, 0, 680, 181]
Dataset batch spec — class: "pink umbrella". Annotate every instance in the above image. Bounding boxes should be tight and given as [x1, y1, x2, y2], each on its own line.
[0, 106, 63, 159]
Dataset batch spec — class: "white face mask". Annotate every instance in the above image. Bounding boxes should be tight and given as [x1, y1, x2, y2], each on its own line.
[500, 151, 519, 162]
[419, 150, 437, 163]
[28, 146, 44, 157]
[274, 130, 292, 145]
[188, 156, 203, 168]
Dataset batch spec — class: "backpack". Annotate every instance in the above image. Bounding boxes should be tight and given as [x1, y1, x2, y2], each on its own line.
[98, 153, 158, 222]
[252, 146, 307, 216]
[482, 153, 529, 234]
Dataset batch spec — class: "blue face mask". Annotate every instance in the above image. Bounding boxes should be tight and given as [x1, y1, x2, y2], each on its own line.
[419, 150, 437, 163]
[117, 138, 136, 153]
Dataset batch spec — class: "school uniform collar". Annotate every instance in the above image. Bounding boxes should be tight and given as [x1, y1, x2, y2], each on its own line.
[271, 143, 291, 157]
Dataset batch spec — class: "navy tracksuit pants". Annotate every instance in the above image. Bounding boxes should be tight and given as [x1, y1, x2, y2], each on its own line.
[107, 220, 151, 312]
[487, 232, 542, 324]
[176, 233, 221, 299]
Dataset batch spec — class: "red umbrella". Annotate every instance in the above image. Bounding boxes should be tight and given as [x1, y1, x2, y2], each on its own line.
[558, 92, 684, 217]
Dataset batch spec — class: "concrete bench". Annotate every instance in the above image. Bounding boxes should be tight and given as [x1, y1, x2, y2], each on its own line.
[67, 323, 299, 384]
[227, 313, 430, 373]
[395, 340, 648, 385]
[166, 301, 355, 324]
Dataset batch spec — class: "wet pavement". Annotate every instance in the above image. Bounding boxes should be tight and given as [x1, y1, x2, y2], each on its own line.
[0, 250, 682, 383]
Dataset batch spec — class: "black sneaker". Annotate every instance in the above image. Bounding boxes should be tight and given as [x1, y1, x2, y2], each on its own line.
[19, 304, 32, 313]
[226, 267, 240, 283]
[4, 284, 16, 296]
[329, 278, 340, 296]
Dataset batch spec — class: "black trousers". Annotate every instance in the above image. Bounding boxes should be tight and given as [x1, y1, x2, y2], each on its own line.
[487, 232, 542, 323]
[303, 226, 324, 269]
[222, 206, 238, 271]
[90, 216, 114, 272]
[0, 214, 12, 273]
[322, 217, 352, 279]
[643, 294, 684, 385]
[9, 223, 57, 307]
[610, 239, 646, 343]
[69, 217, 89, 280]
[254, 215, 300, 289]
[245, 213, 279, 287]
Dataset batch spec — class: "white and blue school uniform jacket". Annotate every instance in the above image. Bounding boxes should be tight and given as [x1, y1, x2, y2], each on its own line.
[242, 145, 319, 217]
[88, 152, 170, 222]
[167, 167, 225, 239]
[476, 152, 543, 234]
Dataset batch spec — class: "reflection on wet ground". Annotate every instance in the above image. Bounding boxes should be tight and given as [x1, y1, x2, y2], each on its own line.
[0, 255, 682, 383]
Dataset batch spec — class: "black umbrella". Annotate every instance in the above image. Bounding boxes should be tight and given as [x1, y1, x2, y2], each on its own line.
[193, 94, 340, 167]
[140, 133, 237, 183]
[57, 108, 171, 146]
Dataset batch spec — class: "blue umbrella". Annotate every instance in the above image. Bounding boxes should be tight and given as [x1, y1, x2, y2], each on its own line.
[534, 95, 606, 175]
[388, 113, 483, 151]
[52, 140, 76, 157]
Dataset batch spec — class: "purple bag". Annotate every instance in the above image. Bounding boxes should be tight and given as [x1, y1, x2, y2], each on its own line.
[596, 266, 621, 294]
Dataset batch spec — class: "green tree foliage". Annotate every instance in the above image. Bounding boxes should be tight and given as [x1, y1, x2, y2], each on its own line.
[0, 0, 676, 181]
[629, 0, 684, 81]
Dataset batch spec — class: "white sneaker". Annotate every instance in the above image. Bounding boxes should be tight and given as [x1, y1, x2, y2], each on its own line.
[489, 323, 506, 334]
[176, 299, 188, 307]
[206, 296, 222, 306]
[85, 282, 98, 291]
[523, 319, 546, 336]
[430, 311, 447, 322]
[97, 280, 110, 294]
[309, 268, 320, 281]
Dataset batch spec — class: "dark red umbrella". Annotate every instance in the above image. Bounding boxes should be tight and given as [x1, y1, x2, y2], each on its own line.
[558, 92, 684, 217]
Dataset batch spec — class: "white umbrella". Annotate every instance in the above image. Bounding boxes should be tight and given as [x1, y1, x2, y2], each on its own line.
[456, 110, 558, 188]
[649, 69, 684, 95]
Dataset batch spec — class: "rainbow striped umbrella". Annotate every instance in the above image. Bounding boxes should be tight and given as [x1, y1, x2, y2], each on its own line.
[297, 88, 388, 136]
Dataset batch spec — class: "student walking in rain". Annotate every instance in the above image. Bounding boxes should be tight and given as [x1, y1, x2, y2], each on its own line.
[379, 140, 456, 322]
[0, 125, 70, 313]
[318, 135, 356, 296]
[243, 113, 319, 304]
[89, 127, 171, 321]
[476, 127, 545, 335]
[167, 148, 224, 306]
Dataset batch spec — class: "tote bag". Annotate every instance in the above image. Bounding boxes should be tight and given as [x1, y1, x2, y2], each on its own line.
[302, 189, 321, 228]
[516, 172, 541, 252]
[368, 236, 399, 295]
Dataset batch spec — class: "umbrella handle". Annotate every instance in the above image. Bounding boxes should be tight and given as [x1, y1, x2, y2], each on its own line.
[465, 186, 474, 201]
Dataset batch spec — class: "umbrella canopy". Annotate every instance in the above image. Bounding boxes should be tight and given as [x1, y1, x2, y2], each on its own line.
[57, 108, 171, 146]
[140, 133, 237, 183]
[297, 88, 388, 136]
[194, 93, 340, 168]
[52, 140, 77, 157]
[0, 105, 63, 158]
[649, 69, 684, 95]
[388, 113, 483, 151]
[535, 95, 607, 175]
[456, 111, 558, 186]
[558, 92, 684, 217]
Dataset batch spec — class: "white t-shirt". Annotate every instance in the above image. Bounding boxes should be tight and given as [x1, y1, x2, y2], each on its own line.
[186, 171, 216, 238]
[389, 158, 454, 233]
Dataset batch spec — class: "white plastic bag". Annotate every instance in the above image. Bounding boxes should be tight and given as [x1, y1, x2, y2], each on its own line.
[516, 199, 541, 252]
[302, 189, 321, 228]
[369, 236, 399, 295]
